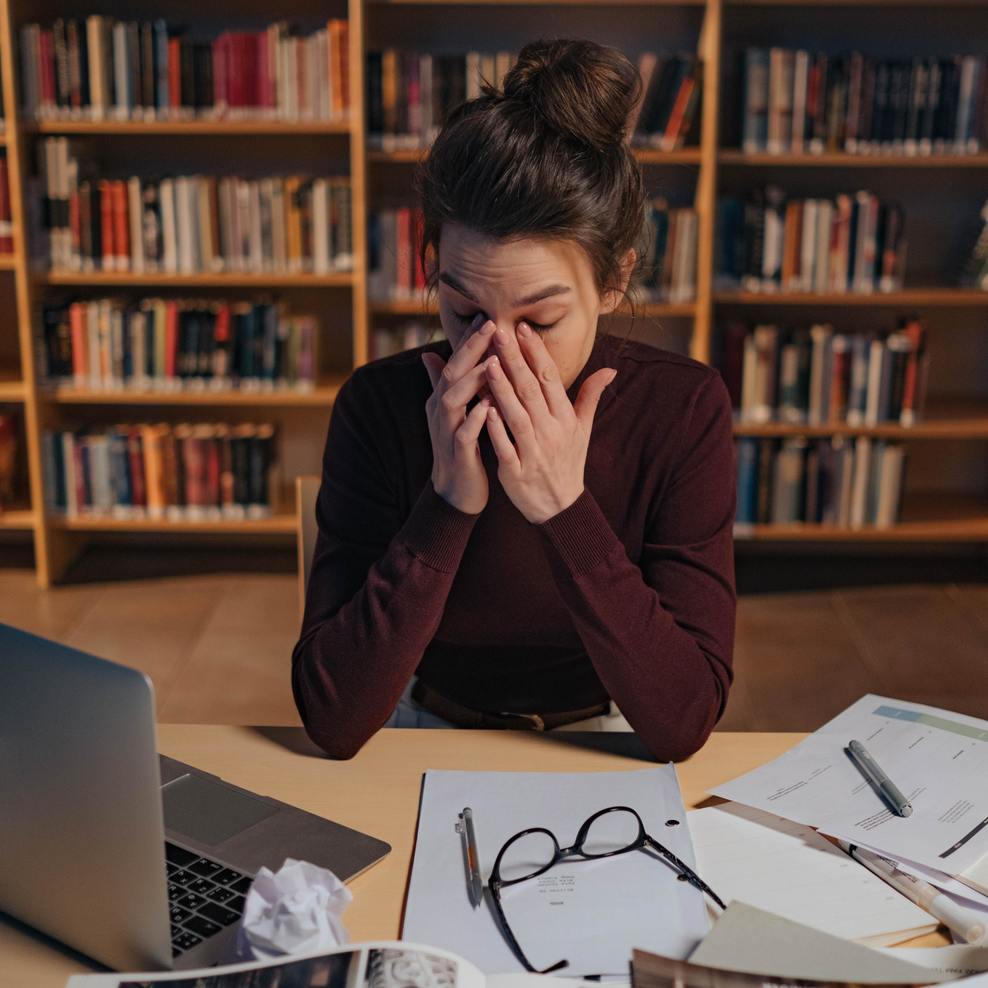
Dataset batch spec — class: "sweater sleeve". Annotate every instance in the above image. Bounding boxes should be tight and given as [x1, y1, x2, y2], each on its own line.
[535, 371, 737, 763]
[291, 370, 482, 759]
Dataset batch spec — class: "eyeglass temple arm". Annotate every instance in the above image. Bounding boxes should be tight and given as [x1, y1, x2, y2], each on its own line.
[490, 882, 570, 975]
[644, 836, 726, 910]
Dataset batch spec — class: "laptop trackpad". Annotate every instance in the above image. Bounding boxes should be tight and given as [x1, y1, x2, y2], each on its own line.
[163, 773, 278, 847]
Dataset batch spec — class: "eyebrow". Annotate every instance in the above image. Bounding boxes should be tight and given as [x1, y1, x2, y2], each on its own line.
[438, 271, 571, 307]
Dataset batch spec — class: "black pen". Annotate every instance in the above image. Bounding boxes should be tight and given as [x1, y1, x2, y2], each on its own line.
[456, 807, 484, 907]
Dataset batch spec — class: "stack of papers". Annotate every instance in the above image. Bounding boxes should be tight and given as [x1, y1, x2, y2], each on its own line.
[689, 803, 938, 945]
[707, 695, 988, 945]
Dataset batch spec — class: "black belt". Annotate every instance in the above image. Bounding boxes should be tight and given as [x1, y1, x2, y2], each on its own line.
[411, 679, 611, 731]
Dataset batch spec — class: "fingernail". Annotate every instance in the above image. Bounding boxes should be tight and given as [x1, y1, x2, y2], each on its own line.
[488, 357, 501, 377]
[607, 369, 618, 385]
[495, 328, 508, 345]
[481, 320, 496, 335]
[517, 322, 532, 339]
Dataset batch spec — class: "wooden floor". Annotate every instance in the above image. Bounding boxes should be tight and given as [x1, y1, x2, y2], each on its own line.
[0, 546, 985, 731]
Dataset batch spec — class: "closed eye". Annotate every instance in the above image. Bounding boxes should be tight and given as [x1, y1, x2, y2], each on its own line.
[452, 312, 558, 332]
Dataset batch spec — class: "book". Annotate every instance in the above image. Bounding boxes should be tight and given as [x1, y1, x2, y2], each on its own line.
[717, 187, 906, 295]
[44, 421, 279, 519]
[34, 139, 353, 274]
[21, 18, 350, 122]
[739, 47, 987, 155]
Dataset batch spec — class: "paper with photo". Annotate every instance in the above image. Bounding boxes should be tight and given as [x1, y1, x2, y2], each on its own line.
[710, 695, 988, 878]
[402, 766, 709, 977]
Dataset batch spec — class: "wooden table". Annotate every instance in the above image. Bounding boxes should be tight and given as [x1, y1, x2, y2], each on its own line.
[0, 728, 948, 988]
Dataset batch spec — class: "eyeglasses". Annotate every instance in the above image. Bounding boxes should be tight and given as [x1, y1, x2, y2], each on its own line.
[487, 805, 726, 975]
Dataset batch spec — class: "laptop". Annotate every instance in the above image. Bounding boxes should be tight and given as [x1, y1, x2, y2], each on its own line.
[0, 623, 391, 973]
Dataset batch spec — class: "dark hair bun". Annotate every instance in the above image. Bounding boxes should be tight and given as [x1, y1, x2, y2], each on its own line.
[500, 38, 642, 153]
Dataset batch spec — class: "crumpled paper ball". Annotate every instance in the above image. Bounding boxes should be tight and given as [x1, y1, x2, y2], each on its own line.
[231, 858, 352, 962]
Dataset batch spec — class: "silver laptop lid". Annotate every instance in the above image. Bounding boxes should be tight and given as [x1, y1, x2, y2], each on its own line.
[0, 623, 173, 971]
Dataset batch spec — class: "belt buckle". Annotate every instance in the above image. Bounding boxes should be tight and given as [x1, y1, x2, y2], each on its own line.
[499, 711, 546, 731]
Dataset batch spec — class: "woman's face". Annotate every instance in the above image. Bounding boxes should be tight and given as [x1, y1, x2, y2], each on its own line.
[433, 222, 633, 389]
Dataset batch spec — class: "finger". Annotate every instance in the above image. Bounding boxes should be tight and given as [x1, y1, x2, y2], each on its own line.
[445, 355, 499, 412]
[445, 315, 497, 384]
[421, 352, 443, 391]
[515, 322, 573, 419]
[573, 368, 618, 430]
[485, 356, 538, 461]
[485, 404, 520, 470]
[455, 396, 492, 455]
[491, 325, 552, 429]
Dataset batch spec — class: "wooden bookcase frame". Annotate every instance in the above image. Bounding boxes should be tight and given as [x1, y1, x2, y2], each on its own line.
[0, 0, 985, 587]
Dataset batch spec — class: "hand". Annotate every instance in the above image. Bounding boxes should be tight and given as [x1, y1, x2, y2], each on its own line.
[483, 322, 617, 524]
[421, 314, 499, 514]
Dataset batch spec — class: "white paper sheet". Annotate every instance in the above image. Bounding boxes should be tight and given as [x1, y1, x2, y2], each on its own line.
[688, 803, 936, 945]
[402, 767, 709, 977]
[710, 695, 988, 877]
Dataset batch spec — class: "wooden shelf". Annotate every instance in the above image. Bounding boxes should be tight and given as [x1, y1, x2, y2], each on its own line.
[49, 512, 297, 534]
[45, 380, 345, 406]
[6, 0, 988, 580]
[734, 495, 988, 543]
[0, 374, 25, 401]
[25, 119, 351, 136]
[733, 400, 988, 440]
[0, 508, 35, 531]
[720, 151, 988, 168]
[715, 289, 988, 307]
[370, 0, 706, 5]
[40, 271, 355, 288]
[368, 146, 703, 164]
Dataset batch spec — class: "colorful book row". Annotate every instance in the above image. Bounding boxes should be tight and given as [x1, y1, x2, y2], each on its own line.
[627, 53, 702, 151]
[43, 422, 279, 519]
[371, 321, 434, 362]
[716, 187, 906, 295]
[366, 49, 515, 150]
[20, 18, 349, 122]
[36, 138, 353, 274]
[735, 434, 906, 529]
[640, 200, 698, 303]
[742, 49, 988, 156]
[367, 206, 427, 302]
[718, 318, 928, 427]
[39, 298, 319, 392]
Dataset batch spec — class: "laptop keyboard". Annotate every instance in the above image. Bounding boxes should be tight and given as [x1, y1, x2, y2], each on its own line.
[165, 841, 253, 955]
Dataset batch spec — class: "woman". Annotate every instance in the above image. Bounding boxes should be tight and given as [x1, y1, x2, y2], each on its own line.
[292, 38, 736, 761]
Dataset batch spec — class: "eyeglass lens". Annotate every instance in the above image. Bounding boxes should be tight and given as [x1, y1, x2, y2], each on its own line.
[580, 808, 642, 857]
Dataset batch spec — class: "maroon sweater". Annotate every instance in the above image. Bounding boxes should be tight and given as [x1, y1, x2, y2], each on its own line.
[292, 330, 737, 761]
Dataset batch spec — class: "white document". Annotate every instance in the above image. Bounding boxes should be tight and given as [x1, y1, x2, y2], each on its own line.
[402, 767, 709, 977]
[688, 803, 936, 945]
[710, 695, 988, 882]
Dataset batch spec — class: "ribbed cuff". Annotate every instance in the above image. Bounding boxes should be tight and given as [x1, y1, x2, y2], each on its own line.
[398, 480, 482, 573]
[536, 487, 620, 578]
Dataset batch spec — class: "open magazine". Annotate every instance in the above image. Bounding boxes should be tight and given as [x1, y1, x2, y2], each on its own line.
[65, 940, 613, 988]
[64, 937, 965, 988]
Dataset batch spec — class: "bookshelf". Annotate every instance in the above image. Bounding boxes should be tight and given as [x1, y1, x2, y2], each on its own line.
[1, 0, 986, 587]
